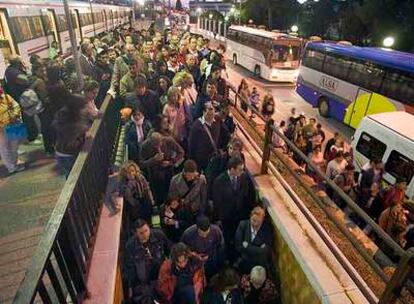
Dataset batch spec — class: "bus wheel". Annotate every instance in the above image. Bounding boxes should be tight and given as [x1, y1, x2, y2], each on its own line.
[318, 97, 330, 117]
[254, 65, 261, 78]
[233, 54, 237, 65]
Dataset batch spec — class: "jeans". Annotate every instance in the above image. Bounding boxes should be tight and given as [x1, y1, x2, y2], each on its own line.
[0, 128, 19, 172]
[22, 112, 39, 141]
[38, 111, 56, 154]
[56, 155, 76, 178]
[172, 285, 196, 304]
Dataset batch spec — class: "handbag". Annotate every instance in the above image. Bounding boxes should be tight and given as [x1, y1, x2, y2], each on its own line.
[4, 122, 27, 141]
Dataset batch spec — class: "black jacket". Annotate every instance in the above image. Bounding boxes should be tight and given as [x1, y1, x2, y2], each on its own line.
[235, 219, 273, 272]
[212, 171, 253, 223]
[125, 90, 160, 124]
[124, 229, 172, 288]
[188, 119, 220, 171]
[53, 107, 89, 156]
[125, 119, 152, 164]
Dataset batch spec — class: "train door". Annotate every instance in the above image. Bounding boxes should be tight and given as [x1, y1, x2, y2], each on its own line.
[103, 10, 108, 32]
[73, 9, 82, 41]
[0, 9, 16, 64]
[46, 9, 62, 53]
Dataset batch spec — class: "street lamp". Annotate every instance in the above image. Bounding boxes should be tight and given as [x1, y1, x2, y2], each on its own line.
[209, 13, 213, 19]
[230, 7, 235, 14]
[383, 36, 395, 48]
[291, 25, 299, 33]
[197, 7, 202, 14]
[225, 15, 229, 22]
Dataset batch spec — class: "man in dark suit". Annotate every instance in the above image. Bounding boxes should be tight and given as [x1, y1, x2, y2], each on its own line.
[212, 156, 253, 263]
[79, 42, 95, 77]
[188, 102, 220, 172]
[125, 76, 160, 124]
[235, 206, 273, 274]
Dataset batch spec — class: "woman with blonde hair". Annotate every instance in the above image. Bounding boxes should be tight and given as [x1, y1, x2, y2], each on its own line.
[173, 71, 197, 123]
[163, 86, 187, 145]
[119, 161, 155, 226]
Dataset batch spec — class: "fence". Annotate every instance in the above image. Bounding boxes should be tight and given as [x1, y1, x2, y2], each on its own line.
[227, 83, 413, 304]
[13, 94, 121, 304]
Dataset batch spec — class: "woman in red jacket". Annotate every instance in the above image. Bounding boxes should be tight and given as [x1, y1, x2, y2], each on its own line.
[156, 242, 205, 304]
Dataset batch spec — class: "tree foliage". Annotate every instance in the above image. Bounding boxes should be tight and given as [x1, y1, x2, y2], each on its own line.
[242, 0, 414, 51]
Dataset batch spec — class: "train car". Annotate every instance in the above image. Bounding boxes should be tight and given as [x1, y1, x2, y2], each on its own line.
[0, 0, 131, 77]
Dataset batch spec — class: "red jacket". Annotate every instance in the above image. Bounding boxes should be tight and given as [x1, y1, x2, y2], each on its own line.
[156, 258, 205, 304]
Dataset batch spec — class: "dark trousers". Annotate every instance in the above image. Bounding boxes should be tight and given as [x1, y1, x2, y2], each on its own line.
[22, 112, 39, 141]
[38, 111, 55, 154]
[172, 285, 196, 304]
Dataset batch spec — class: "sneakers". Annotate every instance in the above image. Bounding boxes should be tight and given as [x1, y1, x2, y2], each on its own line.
[28, 139, 43, 145]
[8, 164, 25, 175]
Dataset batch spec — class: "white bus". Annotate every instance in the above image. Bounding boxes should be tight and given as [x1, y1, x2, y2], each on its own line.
[352, 112, 414, 198]
[226, 25, 302, 82]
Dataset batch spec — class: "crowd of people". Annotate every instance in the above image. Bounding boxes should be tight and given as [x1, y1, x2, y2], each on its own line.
[0, 22, 281, 303]
[251, 101, 414, 251]
[3, 11, 412, 303]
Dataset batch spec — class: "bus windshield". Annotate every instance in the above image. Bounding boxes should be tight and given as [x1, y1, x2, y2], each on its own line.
[271, 43, 300, 69]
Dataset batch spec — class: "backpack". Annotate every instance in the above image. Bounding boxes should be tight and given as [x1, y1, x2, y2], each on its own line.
[19, 89, 43, 116]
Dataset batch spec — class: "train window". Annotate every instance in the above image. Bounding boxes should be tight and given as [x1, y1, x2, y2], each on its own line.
[356, 132, 387, 160]
[56, 15, 67, 32]
[302, 48, 325, 71]
[9, 17, 32, 42]
[385, 151, 414, 184]
[29, 16, 46, 39]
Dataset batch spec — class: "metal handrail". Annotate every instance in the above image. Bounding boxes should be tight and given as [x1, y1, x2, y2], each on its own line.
[227, 82, 413, 303]
[13, 94, 121, 303]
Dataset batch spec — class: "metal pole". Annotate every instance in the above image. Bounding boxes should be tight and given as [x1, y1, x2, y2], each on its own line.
[63, 0, 84, 92]
[131, 0, 136, 26]
[238, 0, 241, 25]
[89, 0, 96, 36]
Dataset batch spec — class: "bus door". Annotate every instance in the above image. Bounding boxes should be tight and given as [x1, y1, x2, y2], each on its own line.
[0, 9, 16, 66]
[47, 9, 61, 53]
[346, 88, 373, 129]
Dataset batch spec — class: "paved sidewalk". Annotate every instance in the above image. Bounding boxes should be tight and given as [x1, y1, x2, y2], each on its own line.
[0, 142, 65, 303]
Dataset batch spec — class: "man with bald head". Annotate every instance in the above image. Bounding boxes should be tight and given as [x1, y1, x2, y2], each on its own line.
[235, 206, 273, 274]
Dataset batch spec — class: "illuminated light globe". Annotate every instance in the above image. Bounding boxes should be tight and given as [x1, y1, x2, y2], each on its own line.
[196, 7, 202, 13]
[136, 0, 145, 5]
[291, 25, 299, 32]
[297, 0, 307, 4]
[209, 13, 213, 19]
[225, 16, 229, 22]
[383, 37, 395, 48]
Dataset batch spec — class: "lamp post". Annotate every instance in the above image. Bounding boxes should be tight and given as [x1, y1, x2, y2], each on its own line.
[197, 7, 202, 30]
[291, 25, 299, 33]
[63, 0, 83, 91]
[383, 36, 395, 48]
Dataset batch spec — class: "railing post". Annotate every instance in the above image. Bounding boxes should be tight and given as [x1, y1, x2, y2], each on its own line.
[379, 248, 414, 304]
[261, 118, 274, 175]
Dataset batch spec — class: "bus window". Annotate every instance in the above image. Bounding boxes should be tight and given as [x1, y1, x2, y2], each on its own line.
[356, 132, 387, 160]
[381, 71, 414, 105]
[271, 44, 300, 68]
[322, 53, 351, 81]
[302, 48, 325, 71]
[385, 150, 414, 184]
[348, 61, 384, 92]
